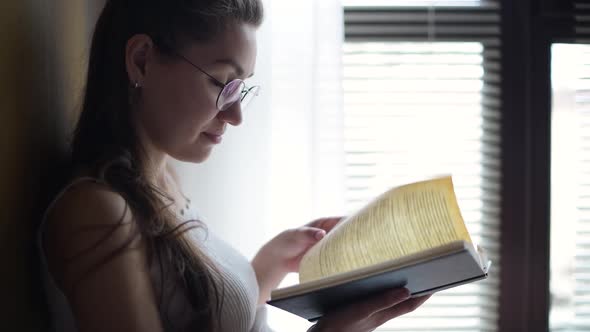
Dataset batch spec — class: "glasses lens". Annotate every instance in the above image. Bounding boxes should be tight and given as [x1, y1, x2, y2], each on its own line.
[218, 80, 245, 111]
[241, 86, 260, 109]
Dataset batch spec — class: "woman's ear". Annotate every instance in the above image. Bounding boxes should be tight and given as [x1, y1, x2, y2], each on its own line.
[125, 34, 155, 87]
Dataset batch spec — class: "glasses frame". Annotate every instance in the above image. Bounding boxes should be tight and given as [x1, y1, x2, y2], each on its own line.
[173, 51, 259, 111]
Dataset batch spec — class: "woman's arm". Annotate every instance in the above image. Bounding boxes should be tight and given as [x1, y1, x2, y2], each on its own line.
[251, 217, 343, 305]
[44, 182, 165, 332]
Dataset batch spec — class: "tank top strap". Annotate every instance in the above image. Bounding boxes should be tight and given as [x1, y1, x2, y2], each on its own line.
[37, 176, 108, 243]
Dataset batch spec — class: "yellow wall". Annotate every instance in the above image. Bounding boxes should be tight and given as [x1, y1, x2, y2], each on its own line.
[0, 1, 103, 329]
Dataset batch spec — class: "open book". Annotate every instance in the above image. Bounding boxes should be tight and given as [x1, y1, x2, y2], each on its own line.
[266, 176, 491, 322]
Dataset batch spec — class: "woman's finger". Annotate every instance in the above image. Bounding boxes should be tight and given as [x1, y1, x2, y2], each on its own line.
[286, 227, 326, 244]
[356, 288, 411, 319]
[371, 294, 432, 325]
[307, 216, 345, 232]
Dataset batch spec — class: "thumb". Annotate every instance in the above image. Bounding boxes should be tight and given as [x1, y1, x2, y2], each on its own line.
[297, 227, 326, 241]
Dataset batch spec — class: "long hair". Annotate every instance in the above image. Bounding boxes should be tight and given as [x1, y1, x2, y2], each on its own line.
[67, 0, 263, 330]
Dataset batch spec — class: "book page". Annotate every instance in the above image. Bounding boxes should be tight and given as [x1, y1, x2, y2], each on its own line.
[299, 176, 472, 283]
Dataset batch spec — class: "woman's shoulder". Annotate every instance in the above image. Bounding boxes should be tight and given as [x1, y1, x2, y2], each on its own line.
[42, 171, 144, 288]
[40, 173, 164, 331]
[46, 169, 127, 224]
[48, 178, 127, 223]
[44, 174, 137, 254]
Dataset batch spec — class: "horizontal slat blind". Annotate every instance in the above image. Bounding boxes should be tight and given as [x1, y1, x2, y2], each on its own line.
[345, 2, 499, 42]
[575, 2, 590, 41]
[550, 43, 590, 332]
[342, 2, 500, 331]
[549, 3, 590, 331]
[574, 45, 590, 329]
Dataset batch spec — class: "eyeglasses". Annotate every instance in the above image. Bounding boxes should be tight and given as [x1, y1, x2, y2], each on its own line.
[174, 52, 260, 111]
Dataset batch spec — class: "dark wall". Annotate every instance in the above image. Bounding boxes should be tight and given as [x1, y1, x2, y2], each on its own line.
[0, 1, 104, 330]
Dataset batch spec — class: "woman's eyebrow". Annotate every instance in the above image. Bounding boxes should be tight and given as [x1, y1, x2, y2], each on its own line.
[213, 58, 254, 78]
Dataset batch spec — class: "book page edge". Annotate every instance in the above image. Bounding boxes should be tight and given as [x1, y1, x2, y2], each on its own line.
[271, 240, 483, 300]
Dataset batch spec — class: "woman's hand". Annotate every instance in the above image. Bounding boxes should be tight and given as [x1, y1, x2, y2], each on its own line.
[309, 288, 432, 332]
[251, 217, 344, 304]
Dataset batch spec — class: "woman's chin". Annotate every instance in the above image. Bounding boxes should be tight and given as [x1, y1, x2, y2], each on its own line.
[174, 146, 213, 164]
[191, 149, 213, 163]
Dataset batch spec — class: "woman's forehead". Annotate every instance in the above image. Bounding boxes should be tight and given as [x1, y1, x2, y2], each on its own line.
[185, 23, 257, 75]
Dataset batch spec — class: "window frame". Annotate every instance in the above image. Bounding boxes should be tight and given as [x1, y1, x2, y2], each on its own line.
[343, 2, 503, 330]
[500, 0, 576, 331]
[343, 0, 581, 330]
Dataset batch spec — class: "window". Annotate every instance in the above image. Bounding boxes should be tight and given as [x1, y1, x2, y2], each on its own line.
[267, 1, 581, 330]
[550, 43, 590, 332]
[342, 0, 488, 7]
[335, 2, 502, 330]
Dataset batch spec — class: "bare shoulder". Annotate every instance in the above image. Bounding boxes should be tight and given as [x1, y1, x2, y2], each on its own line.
[43, 179, 165, 331]
[47, 179, 131, 226]
[43, 179, 140, 290]
[45, 179, 136, 243]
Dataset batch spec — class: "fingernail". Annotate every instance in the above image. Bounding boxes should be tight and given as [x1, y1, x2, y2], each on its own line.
[315, 230, 326, 240]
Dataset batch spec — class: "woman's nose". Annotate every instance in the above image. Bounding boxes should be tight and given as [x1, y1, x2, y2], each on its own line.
[217, 102, 243, 126]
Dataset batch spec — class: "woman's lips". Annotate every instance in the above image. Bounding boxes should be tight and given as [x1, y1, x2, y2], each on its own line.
[203, 132, 223, 144]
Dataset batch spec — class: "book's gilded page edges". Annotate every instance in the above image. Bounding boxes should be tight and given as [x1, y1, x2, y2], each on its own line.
[299, 176, 472, 283]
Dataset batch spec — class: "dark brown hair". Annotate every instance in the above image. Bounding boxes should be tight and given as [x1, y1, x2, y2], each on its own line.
[67, 0, 263, 330]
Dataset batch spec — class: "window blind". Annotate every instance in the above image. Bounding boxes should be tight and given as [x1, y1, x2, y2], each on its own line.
[572, 48, 590, 330]
[571, 5, 590, 329]
[550, 43, 590, 332]
[549, 3, 590, 331]
[575, 2, 590, 41]
[340, 2, 501, 331]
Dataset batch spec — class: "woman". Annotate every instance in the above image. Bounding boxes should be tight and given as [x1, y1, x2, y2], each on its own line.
[37, 0, 431, 331]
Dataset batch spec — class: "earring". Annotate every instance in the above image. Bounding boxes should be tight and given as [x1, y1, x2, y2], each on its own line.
[133, 81, 141, 89]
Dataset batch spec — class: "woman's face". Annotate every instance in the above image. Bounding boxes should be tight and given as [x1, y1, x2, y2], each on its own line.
[133, 22, 258, 163]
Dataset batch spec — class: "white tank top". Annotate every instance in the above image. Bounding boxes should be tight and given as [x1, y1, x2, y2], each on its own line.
[36, 177, 273, 332]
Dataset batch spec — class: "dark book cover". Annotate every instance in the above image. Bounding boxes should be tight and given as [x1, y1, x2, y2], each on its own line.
[267, 242, 490, 322]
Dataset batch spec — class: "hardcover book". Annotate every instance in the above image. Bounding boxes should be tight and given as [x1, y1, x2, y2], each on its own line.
[267, 176, 491, 322]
